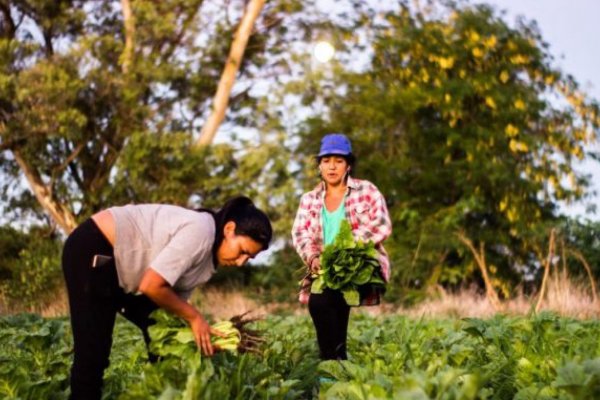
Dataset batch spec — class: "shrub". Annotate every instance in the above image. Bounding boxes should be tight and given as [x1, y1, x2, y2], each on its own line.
[0, 226, 62, 311]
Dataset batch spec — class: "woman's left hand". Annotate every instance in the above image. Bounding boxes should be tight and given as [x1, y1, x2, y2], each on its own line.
[310, 257, 321, 274]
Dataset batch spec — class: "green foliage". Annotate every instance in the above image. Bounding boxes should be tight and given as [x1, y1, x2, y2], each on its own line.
[0, 226, 29, 281]
[311, 220, 384, 305]
[2, 312, 600, 399]
[0, 226, 62, 309]
[0, 313, 71, 399]
[0, 0, 305, 233]
[147, 310, 204, 362]
[559, 218, 600, 281]
[119, 315, 317, 399]
[285, 1, 600, 299]
[148, 310, 242, 359]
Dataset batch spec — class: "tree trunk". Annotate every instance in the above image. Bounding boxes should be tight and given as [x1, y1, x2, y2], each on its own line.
[7, 0, 137, 234]
[194, 0, 266, 147]
[120, 0, 135, 74]
[13, 150, 77, 234]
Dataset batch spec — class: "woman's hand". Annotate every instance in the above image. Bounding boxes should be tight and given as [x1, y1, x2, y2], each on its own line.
[310, 257, 321, 275]
[190, 314, 214, 356]
[138, 268, 225, 356]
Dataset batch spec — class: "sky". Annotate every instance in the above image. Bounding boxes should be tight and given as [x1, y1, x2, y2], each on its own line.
[476, 0, 600, 220]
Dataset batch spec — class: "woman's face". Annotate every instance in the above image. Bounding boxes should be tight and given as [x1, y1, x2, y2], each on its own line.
[216, 221, 263, 267]
[319, 155, 349, 186]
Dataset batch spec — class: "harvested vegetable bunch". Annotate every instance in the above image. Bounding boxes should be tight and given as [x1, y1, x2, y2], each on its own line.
[229, 311, 265, 354]
[148, 310, 265, 359]
[311, 219, 385, 306]
[210, 320, 242, 351]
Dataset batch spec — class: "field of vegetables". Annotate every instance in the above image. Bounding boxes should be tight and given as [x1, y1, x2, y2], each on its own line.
[2, 311, 600, 399]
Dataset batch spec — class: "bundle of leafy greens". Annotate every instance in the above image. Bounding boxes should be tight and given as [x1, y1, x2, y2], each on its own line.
[148, 310, 265, 360]
[311, 220, 384, 306]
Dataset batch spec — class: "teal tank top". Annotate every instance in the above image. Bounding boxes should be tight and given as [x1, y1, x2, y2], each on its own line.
[322, 197, 346, 245]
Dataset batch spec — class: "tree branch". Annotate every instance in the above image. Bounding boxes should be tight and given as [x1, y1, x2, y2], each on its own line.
[195, 0, 266, 147]
[42, 28, 54, 57]
[50, 142, 85, 194]
[12, 149, 77, 234]
[456, 231, 502, 310]
[0, 2, 16, 39]
[120, 0, 135, 74]
[568, 248, 598, 303]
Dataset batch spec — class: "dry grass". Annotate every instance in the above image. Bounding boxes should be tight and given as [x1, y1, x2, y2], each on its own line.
[537, 269, 600, 318]
[0, 288, 69, 318]
[38, 290, 70, 317]
[372, 272, 600, 320]
[5, 286, 301, 320]
[195, 272, 599, 319]
[192, 287, 297, 321]
[2, 272, 599, 320]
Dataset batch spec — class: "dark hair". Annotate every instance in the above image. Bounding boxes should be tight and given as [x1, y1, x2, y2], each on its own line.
[198, 196, 272, 264]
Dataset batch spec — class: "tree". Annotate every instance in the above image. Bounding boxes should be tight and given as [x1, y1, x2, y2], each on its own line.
[285, 1, 600, 298]
[0, 0, 305, 235]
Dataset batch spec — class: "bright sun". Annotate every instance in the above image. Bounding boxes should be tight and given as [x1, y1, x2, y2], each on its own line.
[313, 41, 335, 63]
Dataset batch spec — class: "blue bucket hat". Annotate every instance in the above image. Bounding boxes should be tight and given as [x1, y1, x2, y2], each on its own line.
[318, 133, 352, 157]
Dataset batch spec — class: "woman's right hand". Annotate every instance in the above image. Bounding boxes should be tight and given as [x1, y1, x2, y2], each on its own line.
[310, 257, 321, 274]
[190, 314, 214, 356]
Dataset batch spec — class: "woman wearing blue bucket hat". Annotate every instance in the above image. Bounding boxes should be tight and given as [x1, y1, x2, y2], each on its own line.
[292, 133, 392, 361]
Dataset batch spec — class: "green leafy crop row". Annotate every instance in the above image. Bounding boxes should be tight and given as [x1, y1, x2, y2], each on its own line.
[1, 312, 600, 399]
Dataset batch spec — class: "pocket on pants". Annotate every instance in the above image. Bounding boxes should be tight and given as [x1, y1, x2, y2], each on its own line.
[90, 257, 119, 298]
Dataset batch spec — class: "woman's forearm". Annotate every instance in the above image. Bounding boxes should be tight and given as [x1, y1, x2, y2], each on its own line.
[138, 268, 201, 323]
[139, 268, 215, 355]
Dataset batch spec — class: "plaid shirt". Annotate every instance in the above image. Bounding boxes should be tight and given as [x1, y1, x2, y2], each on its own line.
[291, 176, 392, 281]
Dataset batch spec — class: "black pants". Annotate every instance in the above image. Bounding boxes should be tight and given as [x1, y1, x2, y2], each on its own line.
[62, 219, 159, 400]
[308, 288, 350, 360]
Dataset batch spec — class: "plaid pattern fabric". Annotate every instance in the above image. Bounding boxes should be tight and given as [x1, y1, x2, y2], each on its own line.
[291, 176, 392, 282]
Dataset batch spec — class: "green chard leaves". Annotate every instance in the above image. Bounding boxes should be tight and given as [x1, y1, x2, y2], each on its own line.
[311, 220, 385, 306]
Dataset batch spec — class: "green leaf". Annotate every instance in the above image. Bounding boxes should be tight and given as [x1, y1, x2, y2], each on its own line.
[342, 288, 360, 306]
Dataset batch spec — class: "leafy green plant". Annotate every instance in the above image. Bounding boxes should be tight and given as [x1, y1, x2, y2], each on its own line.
[311, 220, 385, 305]
[2, 312, 600, 399]
[148, 310, 265, 357]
